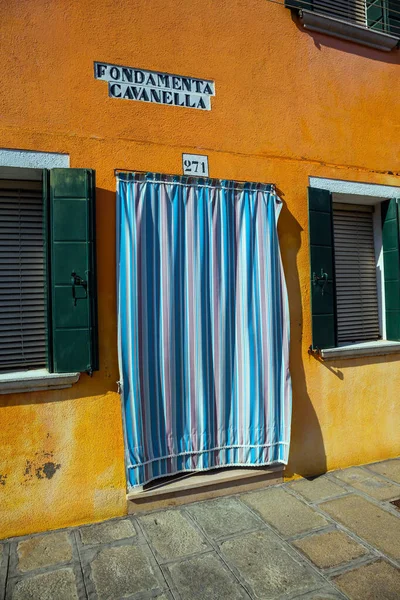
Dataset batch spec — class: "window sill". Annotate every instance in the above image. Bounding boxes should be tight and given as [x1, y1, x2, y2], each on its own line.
[299, 10, 399, 52]
[321, 341, 400, 361]
[0, 369, 80, 395]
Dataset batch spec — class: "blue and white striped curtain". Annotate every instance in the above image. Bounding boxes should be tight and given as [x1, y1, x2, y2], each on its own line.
[117, 173, 291, 489]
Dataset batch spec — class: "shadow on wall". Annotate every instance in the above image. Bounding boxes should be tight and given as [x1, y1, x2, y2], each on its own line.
[277, 199, 327, 479]
[291, 10, 400, 66]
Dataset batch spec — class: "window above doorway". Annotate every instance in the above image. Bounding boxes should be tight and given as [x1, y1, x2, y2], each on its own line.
[285, 0, 400, 51]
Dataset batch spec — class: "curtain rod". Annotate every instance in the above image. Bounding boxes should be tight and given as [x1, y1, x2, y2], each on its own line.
[114, 169, 276, 190]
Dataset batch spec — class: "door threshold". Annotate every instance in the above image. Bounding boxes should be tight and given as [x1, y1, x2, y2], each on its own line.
[127, 465, 284, 513]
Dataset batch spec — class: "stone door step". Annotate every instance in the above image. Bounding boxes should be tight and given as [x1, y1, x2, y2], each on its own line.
[127, 465, 284, 513]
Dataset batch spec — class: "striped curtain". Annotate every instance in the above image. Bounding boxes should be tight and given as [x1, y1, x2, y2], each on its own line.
[117, 173, 291, 489]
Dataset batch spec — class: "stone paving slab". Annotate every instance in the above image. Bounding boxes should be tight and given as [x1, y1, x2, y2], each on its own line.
[15, 531, 73, 573]
[288, 476, 347, 503]
[219, 528, 323, 599]
[320, 494, 400, 560]
[333, 559, 400, 600]
[367, 458, 400, 484]
[332, 467, 400, 501]
[293, 530, 368, 570]
[139, 509, 209, 562]
[164, 552, 250, 600]
[8, 568, 80, 600]
[186, 497, 261, 540]
[84, 543, 163, 600]
[242, 487, 328, 537]
[79, 518, 136, 546]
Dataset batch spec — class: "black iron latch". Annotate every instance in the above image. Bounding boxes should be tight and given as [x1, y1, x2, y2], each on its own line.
[313, 269, 328, 295]
[71, 271, 88, 306]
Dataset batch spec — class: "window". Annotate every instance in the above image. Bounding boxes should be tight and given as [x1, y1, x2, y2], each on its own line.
[332, 203, 380, 343]
[0, 167, 98, 375]
[285, 0, 400, 50]
[309, 186, 400, 351]
[0, 177, 47, 372]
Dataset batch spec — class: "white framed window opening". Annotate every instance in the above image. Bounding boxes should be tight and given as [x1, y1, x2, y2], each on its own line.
[332, 193, 387, 345]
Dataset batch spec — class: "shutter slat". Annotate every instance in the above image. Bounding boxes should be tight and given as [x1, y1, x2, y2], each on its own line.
[337, 304, 379, 310]
[0, 359, 46, 369]
[0, 179, 46, 372]
[0, 325, 45, 336]
[0, 346, 47, 356]
[0, 315, 45, 323]
[333, 206, 380, 344]
[0, 339, 46, 348]
[0, 337, 46, 345]
[337, 317, 381, 323]
[337, 289, 379, 295]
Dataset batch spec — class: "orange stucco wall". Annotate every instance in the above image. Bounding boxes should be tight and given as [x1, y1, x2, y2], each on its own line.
[1, 0, 400, 539]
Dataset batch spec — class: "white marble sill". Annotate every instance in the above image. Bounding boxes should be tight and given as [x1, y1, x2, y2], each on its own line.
[321, 340, 400, 361]
[0, 369, 80, 395]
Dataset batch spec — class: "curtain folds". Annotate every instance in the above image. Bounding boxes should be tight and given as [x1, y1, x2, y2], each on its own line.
[117, 173, 291, 488]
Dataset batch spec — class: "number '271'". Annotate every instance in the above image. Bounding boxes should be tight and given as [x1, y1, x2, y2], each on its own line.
[183, 159, 207, 174]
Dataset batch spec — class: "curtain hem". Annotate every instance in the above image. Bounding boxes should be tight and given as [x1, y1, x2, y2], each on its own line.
[127, 443, 289, 488]
[128, 458, 287, 490]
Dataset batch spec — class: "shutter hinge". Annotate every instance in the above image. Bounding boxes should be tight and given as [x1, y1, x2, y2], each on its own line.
[309, 345, 322, 358]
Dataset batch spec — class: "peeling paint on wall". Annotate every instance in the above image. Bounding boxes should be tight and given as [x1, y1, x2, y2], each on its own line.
[23, 452, 61, 482]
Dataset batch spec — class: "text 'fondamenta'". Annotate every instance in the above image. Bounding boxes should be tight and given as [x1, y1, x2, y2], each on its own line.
[94, 62, 215, 111]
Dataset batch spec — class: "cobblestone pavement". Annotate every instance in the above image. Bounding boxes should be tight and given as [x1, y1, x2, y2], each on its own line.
[2, 458, 400, 599]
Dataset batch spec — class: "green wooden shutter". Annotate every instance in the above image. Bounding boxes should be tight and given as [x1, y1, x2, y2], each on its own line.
[382, 199, 400, 341]
[308, 187, 337, 350]
[48, 169, 98, 373]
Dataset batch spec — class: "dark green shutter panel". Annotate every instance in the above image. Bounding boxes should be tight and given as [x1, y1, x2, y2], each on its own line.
[285, 0, 311, 10]
[388, 0, 400, 36]
[308, 187, 336, 350]
[48, 169, 98, 373]
[382, 199, 400, 341]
